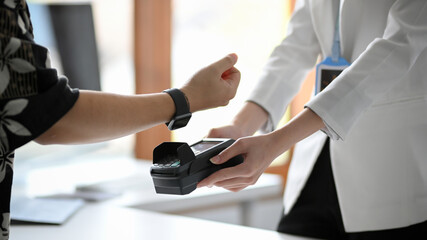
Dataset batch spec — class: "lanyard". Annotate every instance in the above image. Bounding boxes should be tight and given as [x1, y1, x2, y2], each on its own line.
[331, 0, 341, 62]
[314, 0, 349, 94]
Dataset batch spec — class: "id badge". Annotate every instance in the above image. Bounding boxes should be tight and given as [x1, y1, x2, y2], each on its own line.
[315, 56, 350, 94]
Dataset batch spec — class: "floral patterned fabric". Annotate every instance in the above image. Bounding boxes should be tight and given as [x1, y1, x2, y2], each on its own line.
[0, 1, 79, 239]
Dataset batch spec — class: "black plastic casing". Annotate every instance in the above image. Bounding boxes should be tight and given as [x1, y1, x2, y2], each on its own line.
[150, 139, 243, 195]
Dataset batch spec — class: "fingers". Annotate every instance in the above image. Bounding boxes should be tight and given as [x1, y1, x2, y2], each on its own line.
[196, 135, 279, 193]
[212, 176, 257, 190]
[180, 53, 240, 112]
[210, 139, 243, 165]
[206, 128, 223, 138]
[196, 136, 270, 191]
[222, 67, 241, 90]
[221, 66, 240, 79]
[211, 53, 238, 75]
[197, 163, 261, 191]
[197, 165, 244, 188]
[198, 140, 247, 188]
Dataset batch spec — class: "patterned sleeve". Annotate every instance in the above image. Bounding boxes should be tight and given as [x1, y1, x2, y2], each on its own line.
[1, 1, 79, 239]
[0, 1, 79, 153]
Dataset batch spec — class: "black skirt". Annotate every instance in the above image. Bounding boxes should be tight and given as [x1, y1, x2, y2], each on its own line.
[277, 139, 427, 240]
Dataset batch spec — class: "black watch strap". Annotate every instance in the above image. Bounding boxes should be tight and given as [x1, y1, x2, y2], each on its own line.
[163, 88, 192, 130]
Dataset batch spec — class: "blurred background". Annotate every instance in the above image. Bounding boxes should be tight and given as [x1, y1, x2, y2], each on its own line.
[19, 0, 291, 167]
[13, 0, 301, 231]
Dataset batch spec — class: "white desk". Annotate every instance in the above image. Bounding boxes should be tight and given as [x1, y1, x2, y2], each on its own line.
[12, 152, 315, 239]
[10, 204, 321, 240]
[14, 154, 284, 228]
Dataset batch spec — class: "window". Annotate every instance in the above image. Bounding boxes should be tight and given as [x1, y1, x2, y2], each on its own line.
[171, 0, 290, 144]
[17, 0, 292, 169]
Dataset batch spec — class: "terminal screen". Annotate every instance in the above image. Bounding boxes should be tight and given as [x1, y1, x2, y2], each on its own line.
[191, 141, 221, 155]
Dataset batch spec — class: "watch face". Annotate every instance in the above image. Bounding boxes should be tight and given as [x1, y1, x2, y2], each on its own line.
[167, 113, 192, 130]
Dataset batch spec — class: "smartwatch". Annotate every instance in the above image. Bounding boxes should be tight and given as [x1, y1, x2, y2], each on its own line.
[163, 88, 192, 130]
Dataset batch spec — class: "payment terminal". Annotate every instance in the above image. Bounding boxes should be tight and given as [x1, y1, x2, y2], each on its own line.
[150, 138, 244, 195]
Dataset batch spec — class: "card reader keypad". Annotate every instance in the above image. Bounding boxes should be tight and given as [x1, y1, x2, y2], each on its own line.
[152, 154, 181, 175]
[153, 159, 180, 168]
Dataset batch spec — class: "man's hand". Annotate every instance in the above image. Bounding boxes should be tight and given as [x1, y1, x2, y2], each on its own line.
[181, 53, 240, 112]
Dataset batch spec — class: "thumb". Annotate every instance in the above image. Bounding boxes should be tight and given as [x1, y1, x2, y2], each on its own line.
[211, 53, 238, 74]
[210, 142, 240, 165]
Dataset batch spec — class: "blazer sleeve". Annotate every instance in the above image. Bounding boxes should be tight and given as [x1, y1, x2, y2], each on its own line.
[247, 0, 321, 133]
[306, 0, 427, 140]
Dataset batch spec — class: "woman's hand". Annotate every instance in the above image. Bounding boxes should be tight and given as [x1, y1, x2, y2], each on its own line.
[206, 101, 270, 140]
[207, 124, 245, 140]
[198, 108, 325, 192]
[197, 133, 287, 192]
[180, 54, 240, 112]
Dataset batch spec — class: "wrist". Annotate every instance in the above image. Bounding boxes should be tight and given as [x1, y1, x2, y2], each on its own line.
[230, 119, 253, 137]
[231, 102, 269, 136]
[179, 87, 198, 113]
[267, 126, 294, 158]
[163, 88, 192, 130]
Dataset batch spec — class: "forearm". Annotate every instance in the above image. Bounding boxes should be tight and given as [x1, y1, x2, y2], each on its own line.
[36, 53, 240, 145]
[267, 108, 325, 157]
[231, 101, 269, 136]
[35, 90, 175, 144]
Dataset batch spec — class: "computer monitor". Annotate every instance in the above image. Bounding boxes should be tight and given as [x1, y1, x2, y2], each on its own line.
[29, 3, 101, 91]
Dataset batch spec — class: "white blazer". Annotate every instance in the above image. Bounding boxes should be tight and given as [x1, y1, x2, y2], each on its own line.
[249, 0, 427, 232]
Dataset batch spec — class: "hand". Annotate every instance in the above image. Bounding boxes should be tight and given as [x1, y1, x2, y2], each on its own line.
[180, 54, 240, 112]
[198, 109, 325, 192]
[207, 101, 269, 139]
[207, 124, 245, 140]
[197, 134, 286, 192]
